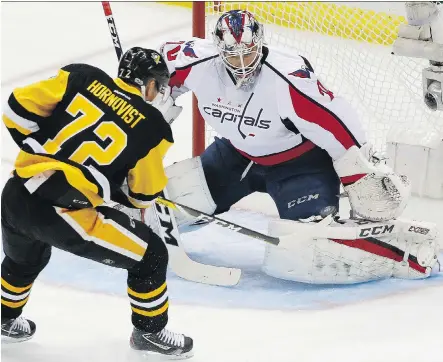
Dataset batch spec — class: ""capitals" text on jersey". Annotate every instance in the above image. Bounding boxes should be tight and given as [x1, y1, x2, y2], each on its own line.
[203, 106, 271, 129]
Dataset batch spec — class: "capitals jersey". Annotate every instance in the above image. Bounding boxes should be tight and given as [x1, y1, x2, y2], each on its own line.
[2, 63, 173, 208]
[160, 39, 366, 165]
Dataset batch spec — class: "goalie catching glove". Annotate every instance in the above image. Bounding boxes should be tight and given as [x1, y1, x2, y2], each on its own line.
[334, 144, 411, 221]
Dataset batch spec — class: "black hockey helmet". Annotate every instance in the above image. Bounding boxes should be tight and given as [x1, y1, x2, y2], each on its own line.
[118, 47, 170, 91]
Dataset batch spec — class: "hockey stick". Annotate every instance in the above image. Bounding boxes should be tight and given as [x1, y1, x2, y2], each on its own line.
[153, 191, 241, 286]
[101, 2, 241, 286]
[102, 2, 123, 60]
[155, 197, 280, 246]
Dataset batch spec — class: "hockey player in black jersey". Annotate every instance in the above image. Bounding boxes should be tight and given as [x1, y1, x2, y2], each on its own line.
[1, 47, 193, 358]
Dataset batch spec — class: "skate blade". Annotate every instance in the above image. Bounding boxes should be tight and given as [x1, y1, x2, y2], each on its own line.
[1, 335, 33, 344]
[132, 348, 194, 360]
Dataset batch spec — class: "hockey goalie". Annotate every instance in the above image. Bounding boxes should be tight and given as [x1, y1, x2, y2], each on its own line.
[146, 9, 441, 285]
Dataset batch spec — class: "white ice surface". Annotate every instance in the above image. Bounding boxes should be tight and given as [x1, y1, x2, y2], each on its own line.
[2, 280, 443, 362]
[1, 3, 443, 362]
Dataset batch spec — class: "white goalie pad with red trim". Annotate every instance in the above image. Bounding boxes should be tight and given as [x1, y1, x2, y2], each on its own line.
[262, 217, 439, 284]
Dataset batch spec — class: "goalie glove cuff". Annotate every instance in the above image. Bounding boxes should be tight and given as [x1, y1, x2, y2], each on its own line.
[334, 145, 411, 221]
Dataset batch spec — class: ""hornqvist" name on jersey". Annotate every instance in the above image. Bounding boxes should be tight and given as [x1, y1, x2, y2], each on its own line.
[86, 80, 146, 128]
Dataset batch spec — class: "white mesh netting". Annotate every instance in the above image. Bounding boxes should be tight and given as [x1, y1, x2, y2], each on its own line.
[203, 2, 443, 152]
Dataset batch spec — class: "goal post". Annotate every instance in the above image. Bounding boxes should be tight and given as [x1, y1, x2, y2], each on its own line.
[191, 1, 442, 158]
[192, 1, 206, 156]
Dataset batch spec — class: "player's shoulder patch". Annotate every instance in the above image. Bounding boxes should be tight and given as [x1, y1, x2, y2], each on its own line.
[287, 56, 315, 80]
[288, 64, 313, 79]
[181, 38, 216, 59]
[164, 38, 218, 69]
[264, 48, 316, 83]
[265, 48, 317, 85]
[264, 48, 334, 100]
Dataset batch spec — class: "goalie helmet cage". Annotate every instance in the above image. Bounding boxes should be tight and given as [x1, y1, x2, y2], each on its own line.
[191, 1, 442, 157]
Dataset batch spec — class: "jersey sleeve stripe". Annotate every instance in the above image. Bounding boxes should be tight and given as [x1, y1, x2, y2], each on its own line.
[7, 93, 47, 124]
[3, 101, 40, 134]
[264, 61, 361, 149]
[288, 85, 361, 150]
[2, 115, 35, 136]
[169, 68, 192, 88]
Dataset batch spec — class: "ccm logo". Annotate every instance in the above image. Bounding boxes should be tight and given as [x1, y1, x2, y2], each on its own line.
[359, 224, 394, 237]
[106, 16, 120, 49]
[154, 202, 178, 247]
[408, 226, 430, 235]
[288, 194, 319, 208]
[199, 215, 242, 232]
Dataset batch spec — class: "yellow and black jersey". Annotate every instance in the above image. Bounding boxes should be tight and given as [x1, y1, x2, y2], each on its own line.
[2, 63, 173, 209]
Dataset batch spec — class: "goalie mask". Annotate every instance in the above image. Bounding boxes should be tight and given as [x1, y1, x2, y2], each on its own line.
[213, 10, 264, 89]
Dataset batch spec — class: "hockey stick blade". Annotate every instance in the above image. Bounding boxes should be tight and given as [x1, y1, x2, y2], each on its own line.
[168, 248, 241, 286]
[154, 195, 241, 287]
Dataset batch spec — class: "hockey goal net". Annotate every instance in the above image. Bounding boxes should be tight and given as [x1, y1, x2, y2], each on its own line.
[192, 1, 442, 156]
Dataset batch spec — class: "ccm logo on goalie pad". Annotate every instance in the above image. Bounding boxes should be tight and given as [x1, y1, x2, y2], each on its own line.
[358, 224, 395, 237]
[408, 226, 430, 235]
[154, 203, 178, 247]
[288, 194, 319, 208]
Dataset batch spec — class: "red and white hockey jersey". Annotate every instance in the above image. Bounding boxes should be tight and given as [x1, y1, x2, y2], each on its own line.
[160, 38, 366, 166]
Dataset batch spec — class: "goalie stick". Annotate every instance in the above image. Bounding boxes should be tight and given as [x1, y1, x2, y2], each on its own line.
[101, 1, 241, 286]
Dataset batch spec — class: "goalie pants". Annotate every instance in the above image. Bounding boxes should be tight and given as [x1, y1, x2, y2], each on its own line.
[201, 137, 340, 219]
[1, 176, 168, 333]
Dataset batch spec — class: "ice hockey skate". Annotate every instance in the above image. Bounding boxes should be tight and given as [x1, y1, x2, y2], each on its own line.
[130, 327, 193, 359]
[1, 316, 36, 343]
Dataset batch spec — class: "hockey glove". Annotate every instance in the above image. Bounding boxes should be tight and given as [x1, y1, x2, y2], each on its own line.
[150, 86, 183, 124]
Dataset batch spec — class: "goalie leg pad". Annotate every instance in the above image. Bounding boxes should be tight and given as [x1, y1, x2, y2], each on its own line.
[165, 157, 217, 226]
[262, 217, 439, 284]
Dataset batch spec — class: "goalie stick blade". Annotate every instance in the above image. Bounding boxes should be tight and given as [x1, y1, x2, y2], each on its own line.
[168, 248, 242, 287]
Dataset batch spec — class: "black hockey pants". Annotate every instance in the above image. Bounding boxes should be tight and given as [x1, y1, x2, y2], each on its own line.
[1, 176, 169, 333]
